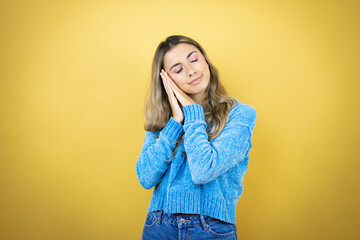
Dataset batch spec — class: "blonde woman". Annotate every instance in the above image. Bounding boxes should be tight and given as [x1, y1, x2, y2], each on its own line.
[136, 35, 257, 240]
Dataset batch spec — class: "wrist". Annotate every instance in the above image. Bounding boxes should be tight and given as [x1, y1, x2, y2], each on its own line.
[173, 117, 184, 124]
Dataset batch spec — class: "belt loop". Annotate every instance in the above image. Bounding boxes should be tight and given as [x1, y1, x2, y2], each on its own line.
[199, 215, 208, 230]
[157, 210, 163, 224]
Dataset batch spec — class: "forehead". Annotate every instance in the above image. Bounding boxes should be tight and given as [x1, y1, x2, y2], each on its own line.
[163, 43, 199, 65]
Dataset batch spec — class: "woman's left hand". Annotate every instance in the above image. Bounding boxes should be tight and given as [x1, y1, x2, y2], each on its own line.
[161, 70, 195, 107]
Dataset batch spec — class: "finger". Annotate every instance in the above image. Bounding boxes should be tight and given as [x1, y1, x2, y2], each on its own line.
[160, 73, 169, 93]
[163, 71, 182, 92]
[163, 71, 195, 106]
[161, 70, 179, 96]
[160, 72, 172, 93]
[165, 79, 180, 100]
[160, 72, 178, 101]
[161, 70, 195, 106]
[164, 76, 184, 100]
[162, 72, 186, 102]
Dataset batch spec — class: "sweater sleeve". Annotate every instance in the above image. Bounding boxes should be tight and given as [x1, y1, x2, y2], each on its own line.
[136, 117, 184, 189]
[183, 103, 257, 185]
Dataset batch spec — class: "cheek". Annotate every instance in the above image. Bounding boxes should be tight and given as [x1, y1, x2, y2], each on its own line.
[169, 74, 179, 83]
[200, 60, 210, 73]
[169, 75, 185, 87]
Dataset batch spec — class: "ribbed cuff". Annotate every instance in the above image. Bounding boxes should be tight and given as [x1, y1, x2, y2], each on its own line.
[160, 117, 184, 143]
[183, 104, 205, 124]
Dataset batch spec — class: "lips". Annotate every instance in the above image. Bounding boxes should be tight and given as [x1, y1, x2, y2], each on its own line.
[189, 75, 202, 85]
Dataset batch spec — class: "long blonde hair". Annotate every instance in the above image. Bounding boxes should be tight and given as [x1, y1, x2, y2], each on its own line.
[144, 35, 237, 158]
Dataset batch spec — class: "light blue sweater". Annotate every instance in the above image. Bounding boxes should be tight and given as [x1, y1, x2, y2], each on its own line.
[136, 100, 256, 224]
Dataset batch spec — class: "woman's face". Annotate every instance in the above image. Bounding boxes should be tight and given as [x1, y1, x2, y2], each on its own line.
[163, 43, 210, 102]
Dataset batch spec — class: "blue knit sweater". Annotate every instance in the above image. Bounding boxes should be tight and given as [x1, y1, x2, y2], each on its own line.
[136, 100, 256, 224]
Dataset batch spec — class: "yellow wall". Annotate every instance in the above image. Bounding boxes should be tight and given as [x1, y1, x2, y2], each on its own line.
[0, 0, 359, 239]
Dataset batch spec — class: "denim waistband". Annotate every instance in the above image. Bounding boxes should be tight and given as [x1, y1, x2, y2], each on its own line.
[152, 210, 218, 226]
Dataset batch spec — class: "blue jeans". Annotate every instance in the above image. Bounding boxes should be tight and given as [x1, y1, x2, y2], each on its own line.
[142, 210, 238, 240]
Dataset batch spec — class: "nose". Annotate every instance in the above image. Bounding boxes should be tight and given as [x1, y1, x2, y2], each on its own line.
[187, 65, 196, 76]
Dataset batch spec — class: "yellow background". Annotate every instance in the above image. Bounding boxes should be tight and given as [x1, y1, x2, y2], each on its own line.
[0, 0, 359, 239]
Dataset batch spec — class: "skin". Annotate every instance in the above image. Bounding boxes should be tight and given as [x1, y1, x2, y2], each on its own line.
[160, 43, 210, 124]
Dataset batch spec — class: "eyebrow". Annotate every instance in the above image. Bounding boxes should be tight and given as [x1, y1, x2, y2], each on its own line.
[168, 51, 197, 71]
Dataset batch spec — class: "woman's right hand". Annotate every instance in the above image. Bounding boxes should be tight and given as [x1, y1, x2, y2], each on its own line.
[160, 69, 184, 124]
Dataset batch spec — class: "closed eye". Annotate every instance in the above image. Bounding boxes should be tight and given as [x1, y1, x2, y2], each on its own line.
[176, 59, 198, 73]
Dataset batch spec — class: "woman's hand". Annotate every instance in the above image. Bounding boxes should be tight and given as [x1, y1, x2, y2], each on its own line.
[161, 69, 196, 107]
[160, 69, 184, 123]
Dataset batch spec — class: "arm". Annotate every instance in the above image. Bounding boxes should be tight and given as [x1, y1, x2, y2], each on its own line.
[183, 103, 257, 185]
[135, 117, 184, 189]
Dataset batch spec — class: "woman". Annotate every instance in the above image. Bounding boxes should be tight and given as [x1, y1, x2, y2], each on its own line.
[136, 35, 257, 240]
